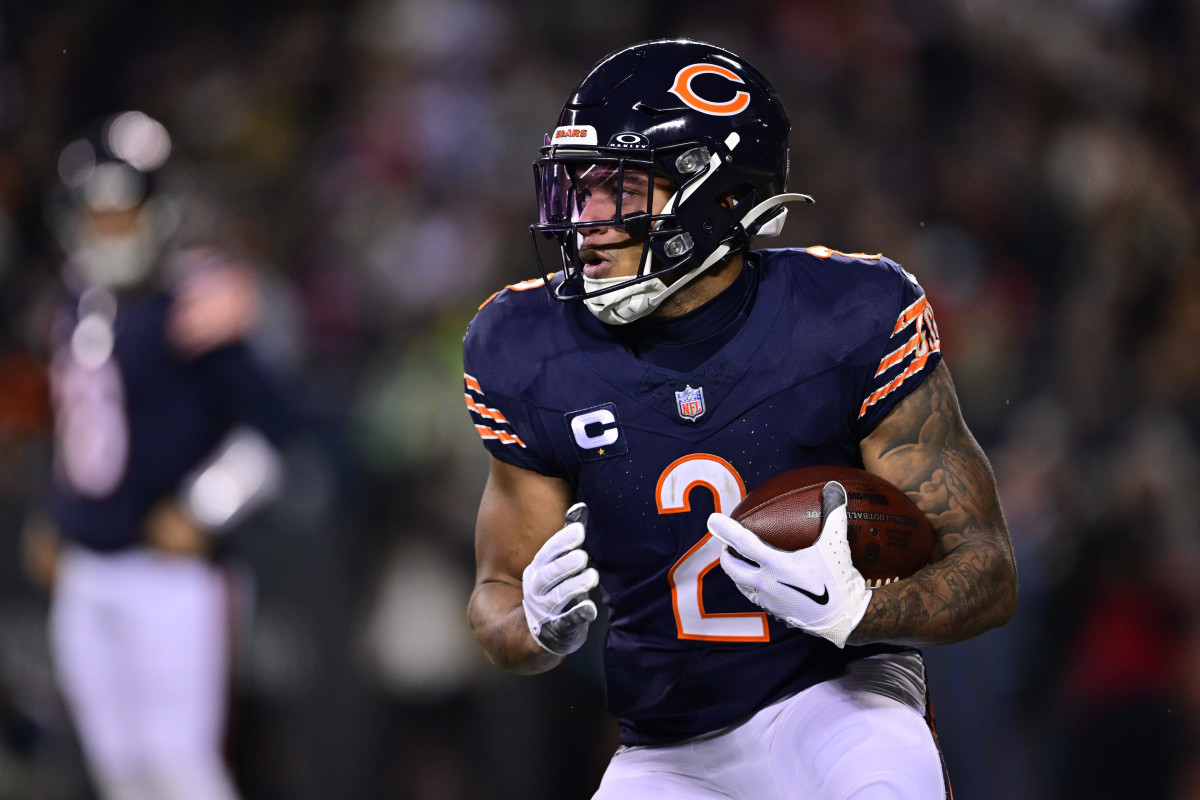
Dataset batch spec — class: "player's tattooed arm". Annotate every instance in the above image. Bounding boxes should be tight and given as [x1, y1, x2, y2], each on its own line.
[469, 456, 576, 674]
[855, 361, 1017, 646]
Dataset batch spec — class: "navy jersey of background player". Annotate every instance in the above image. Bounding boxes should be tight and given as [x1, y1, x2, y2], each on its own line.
[48, 285, 290, 553]
[463, 246, 942, 745]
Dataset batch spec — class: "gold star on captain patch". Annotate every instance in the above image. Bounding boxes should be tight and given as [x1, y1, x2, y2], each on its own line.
[597, 449, 605, 455]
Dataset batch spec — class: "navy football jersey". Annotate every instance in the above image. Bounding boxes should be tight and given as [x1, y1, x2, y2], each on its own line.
[463, 247, 942, 745]
[48, 286, 290, 552]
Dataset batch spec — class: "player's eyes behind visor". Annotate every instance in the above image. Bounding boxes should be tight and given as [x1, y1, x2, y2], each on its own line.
[534, 160, 652, 232]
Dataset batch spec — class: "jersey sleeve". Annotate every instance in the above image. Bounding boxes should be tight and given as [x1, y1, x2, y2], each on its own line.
[853, 263, 943, 437]
[461, 296, 564, 477]
[196, 342, 297, 445]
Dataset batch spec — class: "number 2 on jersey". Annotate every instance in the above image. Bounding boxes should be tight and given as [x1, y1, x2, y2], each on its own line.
[658, 454, 769, 642]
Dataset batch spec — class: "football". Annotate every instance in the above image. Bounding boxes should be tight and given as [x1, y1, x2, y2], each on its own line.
[729, 465, 933, 587]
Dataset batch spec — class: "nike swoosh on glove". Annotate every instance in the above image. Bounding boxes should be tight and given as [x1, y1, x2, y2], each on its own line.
[708, 481, 871, 648]
[522, 503, 599, 656]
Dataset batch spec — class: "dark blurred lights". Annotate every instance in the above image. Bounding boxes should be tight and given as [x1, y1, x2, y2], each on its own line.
[103, 111, 170, 172]
[55, 111, 172, 212]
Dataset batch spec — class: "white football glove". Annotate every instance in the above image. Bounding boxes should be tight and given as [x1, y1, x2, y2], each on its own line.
[708, 481, 871, 648]
[522, 503, 599, 656]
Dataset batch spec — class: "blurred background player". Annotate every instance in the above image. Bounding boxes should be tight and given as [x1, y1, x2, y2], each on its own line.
[464, 39, 1016, 799]
[23, 110, 293, 800]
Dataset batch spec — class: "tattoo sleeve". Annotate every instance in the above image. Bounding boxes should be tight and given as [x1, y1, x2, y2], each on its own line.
[852, 361, 1018, 646]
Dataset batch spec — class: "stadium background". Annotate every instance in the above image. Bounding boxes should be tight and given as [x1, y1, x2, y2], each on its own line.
[1, 0, 1198, 798]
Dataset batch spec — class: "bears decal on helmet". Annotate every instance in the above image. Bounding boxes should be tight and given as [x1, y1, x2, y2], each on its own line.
[669, 64, 752, 117]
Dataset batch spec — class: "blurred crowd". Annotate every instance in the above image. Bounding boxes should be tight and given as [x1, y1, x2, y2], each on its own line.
[1, 0, 1198, 798]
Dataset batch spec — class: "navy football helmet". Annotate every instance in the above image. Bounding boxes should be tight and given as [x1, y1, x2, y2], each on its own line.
[47, 111, 179, 290]
[531, 39, 811, 323]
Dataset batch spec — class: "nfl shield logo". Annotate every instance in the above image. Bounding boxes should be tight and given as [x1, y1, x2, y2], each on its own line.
[675, 385, 706, 421]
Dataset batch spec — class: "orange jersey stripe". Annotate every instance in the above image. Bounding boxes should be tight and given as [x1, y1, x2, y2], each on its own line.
[859, 353, 930, 418]
[474, 424, 525, 448]
[892, 296, 930, 336]
[805, 245, 884, 261]
[507, 278, 547, 291]
[465, 373, 524, 446]
[477, 276, 549, 310]
[863, 293, 941, 416]
[875, 332, 921, 377]
[464, 394, 510, 425]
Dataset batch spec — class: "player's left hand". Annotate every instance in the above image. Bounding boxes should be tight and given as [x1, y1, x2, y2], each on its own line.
[21, 514, 61, 591]
[143, 500, 211, 557]
[708, 481, 871, 648]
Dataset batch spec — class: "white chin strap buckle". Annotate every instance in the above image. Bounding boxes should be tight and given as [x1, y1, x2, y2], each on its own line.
[756, 208, 788, 238]
[745, 193, 814, 240]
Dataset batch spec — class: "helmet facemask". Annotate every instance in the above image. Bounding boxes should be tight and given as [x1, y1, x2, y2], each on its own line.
[533, 147, 681, 283]
[532, 134, 806, 324]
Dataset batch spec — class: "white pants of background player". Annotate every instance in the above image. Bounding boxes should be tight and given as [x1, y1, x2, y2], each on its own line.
[593, 652, 946, 800]
[50, 545, 241, 800]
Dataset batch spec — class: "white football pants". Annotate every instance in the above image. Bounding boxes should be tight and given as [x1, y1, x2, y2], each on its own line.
[50, 546, 241, 800]
[593, 652, 947, 800]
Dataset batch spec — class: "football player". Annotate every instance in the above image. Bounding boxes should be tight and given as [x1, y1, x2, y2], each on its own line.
[27, 111, 292, 800]
[463, 39, 1017, 799]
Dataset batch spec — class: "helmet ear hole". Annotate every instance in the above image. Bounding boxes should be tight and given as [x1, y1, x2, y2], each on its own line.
[721, 184, 756, 210]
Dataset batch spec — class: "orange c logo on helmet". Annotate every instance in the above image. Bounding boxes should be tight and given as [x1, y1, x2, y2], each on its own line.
[669, 64, 751, 117]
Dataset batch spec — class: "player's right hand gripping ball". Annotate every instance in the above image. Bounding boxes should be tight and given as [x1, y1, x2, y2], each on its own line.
[708, 482, 871, 648]
[522, 503, 599, 656]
